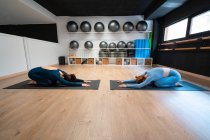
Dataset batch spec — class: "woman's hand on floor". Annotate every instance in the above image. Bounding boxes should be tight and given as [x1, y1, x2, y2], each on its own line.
[117, 80, 124, 84]
[82, 83, 90, 87]
[119, 84, 127, 88]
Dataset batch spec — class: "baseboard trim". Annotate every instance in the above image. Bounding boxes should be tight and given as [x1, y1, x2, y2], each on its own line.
[0, 71, 27, 81]
[0, 64, 59, 81]
[154, 64, 210, 88]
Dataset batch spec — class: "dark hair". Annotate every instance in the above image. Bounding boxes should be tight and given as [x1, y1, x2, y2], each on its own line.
[63, 73, 76, 82]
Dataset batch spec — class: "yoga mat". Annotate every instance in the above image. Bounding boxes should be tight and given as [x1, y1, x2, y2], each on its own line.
[4, 80, 100, 90]
[110, 80, 209, 91]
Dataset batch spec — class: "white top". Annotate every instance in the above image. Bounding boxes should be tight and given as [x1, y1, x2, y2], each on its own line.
[163, 68, 170, 77]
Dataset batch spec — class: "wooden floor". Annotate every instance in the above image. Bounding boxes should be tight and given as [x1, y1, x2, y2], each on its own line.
[0, 65, 210, 140]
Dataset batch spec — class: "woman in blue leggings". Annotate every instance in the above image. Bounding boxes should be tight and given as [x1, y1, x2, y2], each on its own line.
[118, 67, 182, 88]
[28, 66, 90, 87]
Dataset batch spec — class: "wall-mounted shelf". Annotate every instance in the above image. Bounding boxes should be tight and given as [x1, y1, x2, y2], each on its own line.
[67, 57, 152, 66]
[68, 31, 152, 34]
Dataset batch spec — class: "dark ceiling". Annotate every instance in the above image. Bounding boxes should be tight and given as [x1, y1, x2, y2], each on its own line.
[34, 0, 154, 16]
[34, 0, 188, 19]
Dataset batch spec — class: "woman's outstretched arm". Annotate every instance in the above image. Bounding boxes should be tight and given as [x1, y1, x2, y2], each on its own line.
[56, 75, 83, 86]
[125, 76, 153, 88]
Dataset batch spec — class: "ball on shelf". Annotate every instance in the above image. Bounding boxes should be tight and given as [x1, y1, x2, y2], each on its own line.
[99, 41, 108, 50]
[109, 42, 117, 51]
[84, 41, 93, 49]
[80, 21, 91, 32]
[108, 20, 120, 32]
[67, 21, 78, 32]
[117, 41, 126, 50]
[127, 41, 134, 48]
[123, 22, 134, 32]
[94, 22, 105, 32]
[69, 40, 79, 49]
[136, 21, 148, 31]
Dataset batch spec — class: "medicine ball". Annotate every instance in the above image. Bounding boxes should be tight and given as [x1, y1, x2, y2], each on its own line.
[123, 22, 134, 32]
[99, 41, 108, 49]
[69, 40, 79, 49]
[108, 20, 120, 32]
[94, 22, 105, 32]
[109, 42, 117, 51]
[117, 41, 126, 50]
[67, 21, 78, 32]
[136, 21, 148, 31]
[127, 41, 134, 48]
[84, 41, 93, 49]
[80, 21, 91, 32]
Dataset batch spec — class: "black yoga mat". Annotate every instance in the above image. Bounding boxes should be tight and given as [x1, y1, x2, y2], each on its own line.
[110, 80, 209, 91]
[4, 80, 100, 90]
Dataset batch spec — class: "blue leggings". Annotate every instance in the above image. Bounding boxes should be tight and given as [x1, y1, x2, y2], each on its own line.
[154, 70, 181, 87]
[28, 67, 83, 86]
[28, 67, 52, 86]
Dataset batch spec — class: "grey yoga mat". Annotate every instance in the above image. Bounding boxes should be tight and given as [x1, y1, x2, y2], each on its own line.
[4, 80, 100, 90]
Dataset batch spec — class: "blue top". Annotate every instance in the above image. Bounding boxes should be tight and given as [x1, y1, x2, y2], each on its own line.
[125, 67, 165, 88]
[28, 67, 83, 86]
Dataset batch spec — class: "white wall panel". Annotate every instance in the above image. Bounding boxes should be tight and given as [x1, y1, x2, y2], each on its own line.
[0, 33, 27, 76]
[25, 38, 64, 69]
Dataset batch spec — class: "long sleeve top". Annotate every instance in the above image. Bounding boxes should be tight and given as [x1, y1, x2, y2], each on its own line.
[50, 69, 84, 86]
[125, 67, 165, 88]
[28, 67, 83, 86]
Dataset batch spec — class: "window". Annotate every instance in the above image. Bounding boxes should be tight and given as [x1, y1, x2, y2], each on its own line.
[190, 10, 210, 34]
[164, 19, 188, 41]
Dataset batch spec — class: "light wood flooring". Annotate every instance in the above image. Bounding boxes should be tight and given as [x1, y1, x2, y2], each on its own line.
[0, 65, 210, 140]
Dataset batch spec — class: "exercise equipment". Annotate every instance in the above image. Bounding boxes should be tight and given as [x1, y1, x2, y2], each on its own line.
[58, 56, 65, 65]
[109, 42, 117, 51]
[94, 22, 105, 32]
[136, 21, 148, 31]
[109, 52, 116, 57]
[84, 41, 93, 49]
[69, 40, 79, 49]
[123, 22, 134, 32]
[118, 52, 127, 57]
[117, 41, 126, 51]
[127, 41, 134, 48]
[67, 21, 78, 32]
[99, 41, 108, 49]
[108, 20, 120, 32]
[80, 21, 91, 32]
[99, 51, 109, 57]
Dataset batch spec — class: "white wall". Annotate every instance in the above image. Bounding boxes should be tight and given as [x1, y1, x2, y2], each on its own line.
[0, 33, 27, 77]
[24, 38, 65, 69]
[0, 33, 65, 77]
[56, 16, 153, 57]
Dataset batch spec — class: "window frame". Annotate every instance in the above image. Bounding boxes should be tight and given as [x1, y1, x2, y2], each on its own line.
[163, 18, 189, 41]
[189, 10, 210, 35]
[163, 8, 210, 43]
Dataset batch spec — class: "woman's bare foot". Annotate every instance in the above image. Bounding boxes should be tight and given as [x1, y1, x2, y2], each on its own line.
[27, 80, 37, 85]
[176, 82, 183, 87]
